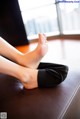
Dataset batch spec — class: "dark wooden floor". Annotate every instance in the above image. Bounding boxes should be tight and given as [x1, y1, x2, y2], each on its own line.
[0, 39, 80, 119]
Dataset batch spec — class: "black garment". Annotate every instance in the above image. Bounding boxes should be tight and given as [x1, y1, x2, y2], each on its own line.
[0, 0, 29, 46]
[37, 62, 68, 88]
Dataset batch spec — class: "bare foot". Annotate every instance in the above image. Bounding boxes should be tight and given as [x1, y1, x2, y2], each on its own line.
[20, 34, 48, 69]
[19, 67, 38, 89]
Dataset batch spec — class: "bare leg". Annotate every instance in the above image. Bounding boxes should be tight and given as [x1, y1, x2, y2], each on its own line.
[0, 34, 48, 69]
[0, 56, 38, 89]
[0, 37, 23, 63]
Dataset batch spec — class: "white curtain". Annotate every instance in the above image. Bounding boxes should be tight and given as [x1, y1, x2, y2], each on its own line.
[57, 2, 80, 34]
[18, 0, 80, 37]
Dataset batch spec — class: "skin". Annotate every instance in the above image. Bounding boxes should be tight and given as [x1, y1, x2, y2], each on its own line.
[0, 34, 48, 89]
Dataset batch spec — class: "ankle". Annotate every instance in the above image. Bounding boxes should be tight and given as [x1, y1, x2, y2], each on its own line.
[20, 68, 38, 89]
[17, 53, 26, 67]
[17, 66, 29, 82]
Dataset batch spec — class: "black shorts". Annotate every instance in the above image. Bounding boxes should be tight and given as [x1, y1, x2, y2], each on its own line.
[37, 62, 69, 88]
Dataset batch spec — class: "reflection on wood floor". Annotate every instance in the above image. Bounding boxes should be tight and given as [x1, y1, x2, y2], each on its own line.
[16, 39, 80, 70]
